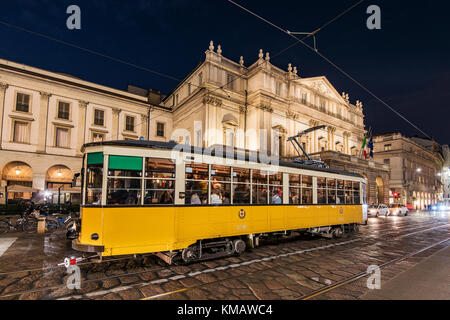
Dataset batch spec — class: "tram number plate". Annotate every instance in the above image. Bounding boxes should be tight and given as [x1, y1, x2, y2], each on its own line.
[237, 225, 247, 231]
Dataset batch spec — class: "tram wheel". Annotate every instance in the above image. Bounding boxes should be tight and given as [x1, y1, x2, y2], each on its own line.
[182, 245, 199, 263]
[233, 239, 246, 255]
[332, 227, 344, 238]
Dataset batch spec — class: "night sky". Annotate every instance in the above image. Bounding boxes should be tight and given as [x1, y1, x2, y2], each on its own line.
[1, 0, 449, 144]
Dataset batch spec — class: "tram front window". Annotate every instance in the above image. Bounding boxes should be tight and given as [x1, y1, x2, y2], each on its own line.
[86, 164, 102, 205]
[107, 178, 141, 205]
[106, 155, 143, 205]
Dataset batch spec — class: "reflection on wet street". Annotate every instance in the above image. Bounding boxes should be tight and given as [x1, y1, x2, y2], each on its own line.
[0, 211, 448, 300]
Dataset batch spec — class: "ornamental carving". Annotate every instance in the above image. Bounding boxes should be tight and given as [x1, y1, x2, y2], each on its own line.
[286, 110, 298, 120]
[202, 95, 223, 107]
[259, 104, 273, 113]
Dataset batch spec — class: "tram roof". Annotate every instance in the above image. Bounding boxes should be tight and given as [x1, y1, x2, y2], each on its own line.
[82, 140, 363, 179]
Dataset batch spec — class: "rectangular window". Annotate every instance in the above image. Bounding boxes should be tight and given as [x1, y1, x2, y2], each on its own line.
[345, 180, 353, 204]
[211, 165, 231, 204]
[94, 109, 105, 126]
[226, 74, 234, 90]
[125, 116, 135, 132]
[106, 155, 142, 205]
[57, 102, 70, 120]
[353, 182, 360, 204]
[92, 132, 104, 142]
[13, 121, 29, 143]
[233, 168, 250, 204]
[289, 174, 301, 204]
[157, 122, 165, 137]
[327, 178, 337, 204]
[198, 72, 203, 85]
[275, 82, 281, 96]
[107, 178, 141, 205]
[301, 93, 307, 104]
[16, 93, 30, 113]
[185, 162, 209, 205]
[337, 179, 345, 204]
[86, 162, 103, 205]
[317, 177, 327, 204]
[384, 144, 392, 151]
[268, 171, 282, 204]
[55, 128, 69, 148]
[252, 170, 268, 204]
[144, 158, 175, 205]
[85, 152, 104, 205]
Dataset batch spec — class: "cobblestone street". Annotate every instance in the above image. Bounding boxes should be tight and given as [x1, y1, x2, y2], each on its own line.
[0, 211, 448, 300]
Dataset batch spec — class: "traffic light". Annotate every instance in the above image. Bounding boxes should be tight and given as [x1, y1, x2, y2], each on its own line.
[393, 192, 399, 198]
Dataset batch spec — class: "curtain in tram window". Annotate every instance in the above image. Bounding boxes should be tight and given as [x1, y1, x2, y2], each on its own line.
[14, 121, 28, 143]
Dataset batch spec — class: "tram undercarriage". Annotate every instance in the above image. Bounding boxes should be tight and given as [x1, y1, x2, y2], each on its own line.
[155, 223, 360, 265]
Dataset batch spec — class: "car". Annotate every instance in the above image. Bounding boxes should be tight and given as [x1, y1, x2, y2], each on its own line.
[368, 204, 390, 217]
[389, 204, 409, 216]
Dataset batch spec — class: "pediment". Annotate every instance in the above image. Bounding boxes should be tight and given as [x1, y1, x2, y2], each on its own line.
[297, 76, 346, 104]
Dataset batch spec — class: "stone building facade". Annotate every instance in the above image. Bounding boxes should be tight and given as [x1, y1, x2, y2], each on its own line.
[0, 41, 393, 204]
[373, 133, 444, 209]
[162, 41, 389, 203]
[0, 58, 172, 204]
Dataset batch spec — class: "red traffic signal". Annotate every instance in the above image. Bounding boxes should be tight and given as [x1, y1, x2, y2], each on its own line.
[393, 192, 399, 198]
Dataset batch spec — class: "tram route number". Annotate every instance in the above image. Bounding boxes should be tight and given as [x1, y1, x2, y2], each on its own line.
[177, 304, 273, 318]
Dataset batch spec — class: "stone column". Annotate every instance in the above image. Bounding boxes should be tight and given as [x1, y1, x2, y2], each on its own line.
[0, 83, 8, 149]
[111, 108, 121, 140]
[76, 101, 88, 155]
[344, 132, 351, 155]
[36, 92, 52, 153]
[141, 114, 149, 139]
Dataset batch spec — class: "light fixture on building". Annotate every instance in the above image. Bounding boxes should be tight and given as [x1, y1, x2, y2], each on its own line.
[416, 168, 422, 173]
[57, 170, 63, 177]
[15, 167, 21, 175]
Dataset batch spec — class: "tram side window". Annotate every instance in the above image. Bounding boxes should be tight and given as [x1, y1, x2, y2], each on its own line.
[289, 174, 301, 204]
[327, 179, 337, 204]
[353, 182, 361, 204]
[107, 155, 142, 205]
[144, 158, 175, 205]
[302, 175, 313, 204]
[345, 181, 353, 204]
[86, 163, 102, 205]
[337, 179, 345, 204]
[233, 168, 250, 204]
[185, 163, 209, 205]
[362, 183, 367, 204]
[210, 165, 231, 205]
[269, 172, 283, 204]
[317, 177, 327, 204]
[107, 178, 142, 205]
[252, 169, 268, 204]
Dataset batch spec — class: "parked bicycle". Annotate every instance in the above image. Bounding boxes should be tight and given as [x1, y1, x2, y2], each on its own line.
[0, 212, 38, 234]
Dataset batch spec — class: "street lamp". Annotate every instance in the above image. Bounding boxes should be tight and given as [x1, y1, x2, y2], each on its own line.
[416, 168, 422, 173]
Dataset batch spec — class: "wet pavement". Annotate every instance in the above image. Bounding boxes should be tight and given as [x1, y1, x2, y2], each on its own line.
[0, 211, 448, 300]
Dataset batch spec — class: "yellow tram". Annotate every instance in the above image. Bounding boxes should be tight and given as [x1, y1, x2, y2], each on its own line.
[73, 140, 368, 264]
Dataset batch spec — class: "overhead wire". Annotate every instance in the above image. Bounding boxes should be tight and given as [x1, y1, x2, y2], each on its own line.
[226, 0, 433, 140]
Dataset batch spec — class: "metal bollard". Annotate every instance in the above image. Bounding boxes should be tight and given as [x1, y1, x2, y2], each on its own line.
[37, 217, 46, 234]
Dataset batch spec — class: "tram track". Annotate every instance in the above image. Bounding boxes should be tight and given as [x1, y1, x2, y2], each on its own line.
[299, 237, 450, 300]
[136, 229, 450, 300]
[0, 219, 447, 299]
[68, 222, 450, 300]
[0, 214, 439, 277]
